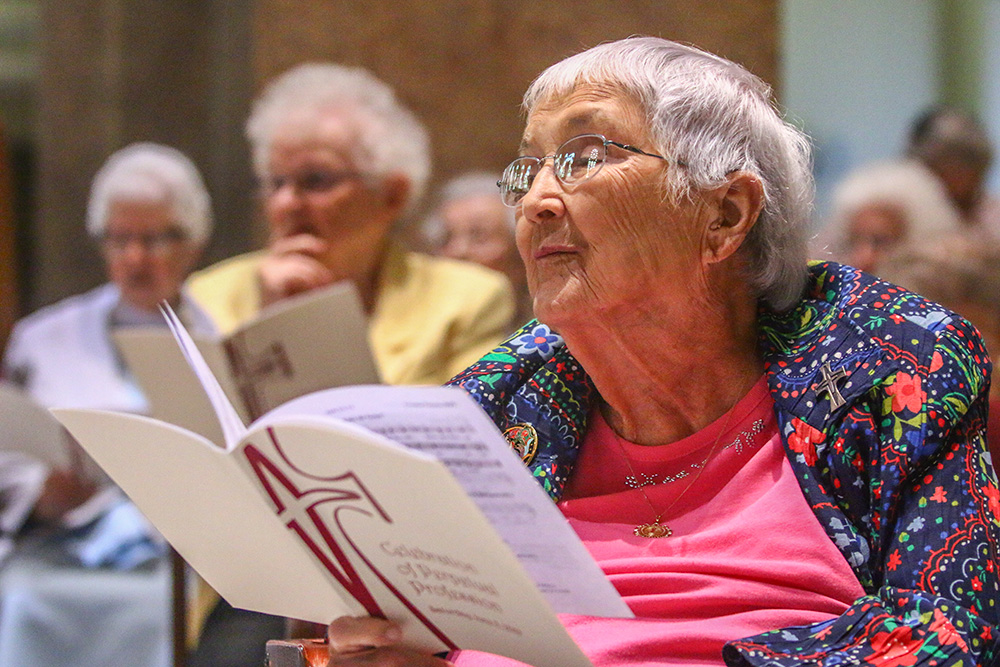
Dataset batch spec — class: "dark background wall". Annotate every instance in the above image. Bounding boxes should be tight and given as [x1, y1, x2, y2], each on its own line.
[29, 0, 777, 311]
[33, 0, 253, 309]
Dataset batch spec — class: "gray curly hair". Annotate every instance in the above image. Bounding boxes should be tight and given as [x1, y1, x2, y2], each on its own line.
[87, 142, 212, 244]
[523, 37, 814, 311]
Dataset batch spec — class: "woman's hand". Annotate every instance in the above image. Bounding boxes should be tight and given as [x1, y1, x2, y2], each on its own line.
[259, 234, 335, 306]
[32, 469, 97, 523]
[326, 616, 454, 667]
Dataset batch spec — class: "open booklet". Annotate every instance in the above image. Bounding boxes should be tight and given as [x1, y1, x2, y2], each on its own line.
[0, 382, 127, 529]
[53, 305, 631, 667]
[113, 281, 380, 445]
[0, 381, 75, 468]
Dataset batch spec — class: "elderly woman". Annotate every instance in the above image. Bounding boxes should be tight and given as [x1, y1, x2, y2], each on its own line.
[324, 38, 1000, 666]
[5, 142, 215, 410]
[0, 142, 215, 667]
[187, 64, 515, 386]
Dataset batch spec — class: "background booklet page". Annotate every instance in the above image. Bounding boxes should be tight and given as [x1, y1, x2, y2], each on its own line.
[113, 281, 380, 445]
[53, 305, 631, 667]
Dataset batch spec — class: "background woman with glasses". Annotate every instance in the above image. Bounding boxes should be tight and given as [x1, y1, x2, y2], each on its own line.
[187, 63, 516, 388]
[323, 37, 999, 667]
[0, 142, 217, 667]
[4, 140, 215, 418]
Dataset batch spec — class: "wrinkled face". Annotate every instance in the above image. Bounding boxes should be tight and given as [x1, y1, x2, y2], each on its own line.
[513, 85, 704, 328]
[845, 203, 907, 274]
[101, 199, 199, 312]
[439, 194, 521, 280]
[263, 112, 397, 274]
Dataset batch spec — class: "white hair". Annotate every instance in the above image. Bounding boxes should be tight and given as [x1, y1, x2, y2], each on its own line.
[245, 62, 431, 215]
[87, 142, 212, 244]
[523, 37, 814, 312]
[821, 159, 963, 257]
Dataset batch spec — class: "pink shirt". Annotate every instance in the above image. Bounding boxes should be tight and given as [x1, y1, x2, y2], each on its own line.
[453, 377, 864, 666]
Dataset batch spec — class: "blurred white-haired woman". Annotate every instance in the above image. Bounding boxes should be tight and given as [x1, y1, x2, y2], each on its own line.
[0, 142, 216, 667]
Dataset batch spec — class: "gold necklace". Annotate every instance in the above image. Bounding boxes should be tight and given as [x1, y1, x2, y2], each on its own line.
[608, 398, 740, 539]
[624, 418, 765, 489]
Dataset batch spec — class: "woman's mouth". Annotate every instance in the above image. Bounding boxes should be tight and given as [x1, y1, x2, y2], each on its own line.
[535, 244, 578, 260]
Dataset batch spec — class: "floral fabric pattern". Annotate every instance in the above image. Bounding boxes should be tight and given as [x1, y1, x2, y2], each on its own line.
[448, 261, 1000, 666]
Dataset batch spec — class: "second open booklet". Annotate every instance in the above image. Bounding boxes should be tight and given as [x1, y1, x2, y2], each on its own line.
[52, 303, 630, 667]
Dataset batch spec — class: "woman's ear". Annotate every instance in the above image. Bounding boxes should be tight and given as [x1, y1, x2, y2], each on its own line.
[179, 241, 205, 276]
[703, 171, 764, 264]
[379, 174, 411, 216]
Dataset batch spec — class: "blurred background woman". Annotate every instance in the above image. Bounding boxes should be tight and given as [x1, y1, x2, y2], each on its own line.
[817, 159, 962, 275]
[0, 142, 215, 667]
[422, 172, 531, 326]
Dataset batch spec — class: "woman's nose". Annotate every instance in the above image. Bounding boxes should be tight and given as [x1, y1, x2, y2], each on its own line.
[267, 183, 308, 219]
[518, 163, 565, 222]
[270, 182, 298, 205]
[120, 238, 152, 263]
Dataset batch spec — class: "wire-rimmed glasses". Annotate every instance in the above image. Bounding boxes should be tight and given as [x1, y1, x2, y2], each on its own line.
[497, 133, 668, 207]
[100, 228, 188, 257]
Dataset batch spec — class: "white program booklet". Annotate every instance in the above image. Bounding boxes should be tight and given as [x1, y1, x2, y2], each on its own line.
[114, 281, 380, 445]
[54, 304, 630, 667]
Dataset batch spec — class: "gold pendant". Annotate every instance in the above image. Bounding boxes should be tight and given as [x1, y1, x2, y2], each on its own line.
[634, 521, 672, 538]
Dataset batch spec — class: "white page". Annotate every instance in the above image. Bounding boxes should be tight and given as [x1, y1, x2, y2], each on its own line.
[51, 408, 359, 623]
[113, 329, 228, 445]
[0, 382, 73, 467]
[266, 385, 632, 618]
[224, 282, 380, 421]
[55, 406, 594, 667]
[125, 283, 379, 445]
[160, 303, 247, 449]
[232, 416, 593, 667]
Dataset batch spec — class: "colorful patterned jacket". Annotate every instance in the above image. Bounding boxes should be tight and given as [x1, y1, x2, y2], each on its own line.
[448, 261, 1000, 667]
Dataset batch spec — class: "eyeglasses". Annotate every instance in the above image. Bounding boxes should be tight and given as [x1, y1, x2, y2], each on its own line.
[264, 170, 362, 195]
[497, 133, 669, 207]
[100, 229, 187, 256]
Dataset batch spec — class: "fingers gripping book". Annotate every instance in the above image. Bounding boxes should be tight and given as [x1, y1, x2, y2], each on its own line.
[52, 301, 631, 667]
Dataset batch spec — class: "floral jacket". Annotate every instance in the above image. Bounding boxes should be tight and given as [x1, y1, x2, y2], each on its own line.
[448, 261, 1000, 667]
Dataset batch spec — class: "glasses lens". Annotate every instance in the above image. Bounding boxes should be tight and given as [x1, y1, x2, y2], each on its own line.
[297, 170, 349, 192]
[102, 230, 185, 256]
[556, 135, 606, 184]
[499, 158, 537, 207]
[265, 171, 357, 194]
